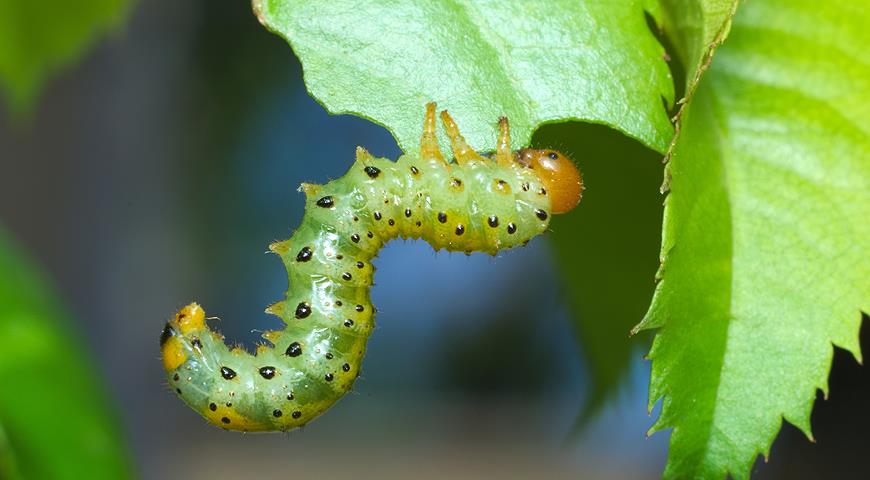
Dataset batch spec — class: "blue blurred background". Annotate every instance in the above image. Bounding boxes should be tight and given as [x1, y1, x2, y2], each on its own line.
[1, 1, 866, 479]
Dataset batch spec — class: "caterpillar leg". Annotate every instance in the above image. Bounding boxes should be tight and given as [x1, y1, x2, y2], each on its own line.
[421, 102, 446, 162]
[356, 145, 375, 166]
[440, 109, 487, 165]
[494, 116, 512, 166]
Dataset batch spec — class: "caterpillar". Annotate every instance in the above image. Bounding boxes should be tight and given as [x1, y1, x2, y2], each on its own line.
[160, 103, 583, 431]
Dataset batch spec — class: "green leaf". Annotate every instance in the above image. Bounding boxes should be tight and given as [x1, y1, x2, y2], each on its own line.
[0, 0, 129, 114]
[0, 226, 133, 480]
[252, 0, 675, 154]
[635, 0, 870, 477]
[654, 0, 737, 92]
[654, 0, 738, 194]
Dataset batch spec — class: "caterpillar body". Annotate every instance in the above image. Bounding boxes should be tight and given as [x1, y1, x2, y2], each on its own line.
[160, 103, 583, 432]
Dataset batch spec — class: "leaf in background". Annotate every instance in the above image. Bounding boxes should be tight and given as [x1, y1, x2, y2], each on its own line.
[252, 0, 675, 155]
[539, 0, 741, 423]
[654, 0, 738, 191]
[0, 0, 129, 114]
[0, 226, 133, 480]
[654, 0, 737, 93]
[0, 421, 22, 480]
[534, 122, 663, 425]
[635, 1, 870, 477]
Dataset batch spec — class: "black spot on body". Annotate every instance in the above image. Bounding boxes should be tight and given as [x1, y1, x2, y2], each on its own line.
[367, 231, 374, 238]
[507, 223, 517, 234]
[405, 208, 412, 217]
[296, 246, 313, 262]
[292, 411, 302, 419]
[455, 224, 465, 236]
[325, 373, 334, 382]
[450, 178, 462, 187]
[410, 166, 419, 175]
[344, 319, 354, 327]
[415, 221, 422, 227]
[364, 166, 381, 178]
[336, 254, 344, 260]
[221, 417, 231, 424]
[535, 209, 548, 220]
[342, 272, 352, 281]
[438, 212, 447, 223]
[522, 182, 530, 191]
[325, 352, 334, 359]
[220, 367, 237, 380]
[335, 301, 343, 307]
[487, 216, 499, 227]
[273, 409, 283, 418]
[356, 261, 365, 269]
[351, 234, 360, 243]
[173, 373, 179, 382]
[342, 363, 351, 372]
[191, 338, 203, 349]
[259, 366, 276, 379]
[287, 393, 295, 401]
[160, 323, 174, 346]
[285, 342, 302, 357]
[374, 211, 382, 221]
[295, 302, 311, 319]
[176, 388, 182, 394]
[316, 196, 334, 208]
[355, 304, 364, 312]
[388, 219, 395, 226]
[539, 188, 547, 195]
[209, 402, 217, 411]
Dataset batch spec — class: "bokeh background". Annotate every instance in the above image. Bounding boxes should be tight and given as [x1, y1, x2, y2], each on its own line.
[1, 1, 867, 479]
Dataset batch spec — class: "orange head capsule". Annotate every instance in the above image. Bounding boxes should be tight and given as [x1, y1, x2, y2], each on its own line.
[515, 149, 583, 214]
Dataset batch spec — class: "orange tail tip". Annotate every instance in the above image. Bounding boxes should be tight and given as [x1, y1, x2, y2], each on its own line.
[174, 303, 206, 334]
[161, 335, 187, 372]
[160, 303, 207, 372]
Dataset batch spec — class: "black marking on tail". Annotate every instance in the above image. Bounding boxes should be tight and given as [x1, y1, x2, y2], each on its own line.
[160, 323, 175, 346]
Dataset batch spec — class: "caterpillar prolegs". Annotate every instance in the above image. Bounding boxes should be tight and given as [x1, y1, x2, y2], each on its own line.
[160, 103, 583, 431]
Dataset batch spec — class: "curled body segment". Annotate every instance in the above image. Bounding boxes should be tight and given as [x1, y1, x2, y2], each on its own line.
[160, 103, 582, 431]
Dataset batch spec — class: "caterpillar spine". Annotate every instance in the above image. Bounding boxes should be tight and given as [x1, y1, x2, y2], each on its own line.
[160, 103, 583, 431]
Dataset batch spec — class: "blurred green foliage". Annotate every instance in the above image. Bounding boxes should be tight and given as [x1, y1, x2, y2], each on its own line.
[0, 0, 128, 114]
[0, 226, 133, 480]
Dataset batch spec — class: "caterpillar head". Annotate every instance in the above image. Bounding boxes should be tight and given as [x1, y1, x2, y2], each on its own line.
[515, 149, 583, 214]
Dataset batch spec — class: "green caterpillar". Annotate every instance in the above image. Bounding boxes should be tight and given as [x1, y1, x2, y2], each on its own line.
[160, 103, 583, 431]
